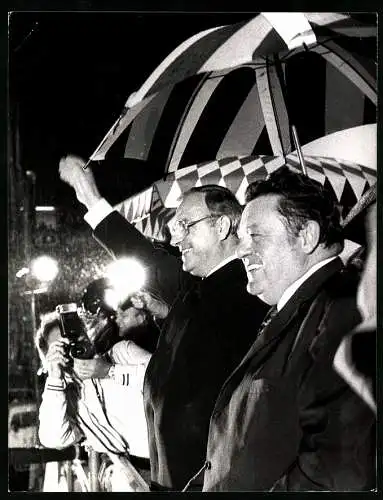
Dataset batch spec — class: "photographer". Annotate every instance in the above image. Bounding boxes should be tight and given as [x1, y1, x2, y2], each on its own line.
[70, 282, 167, 384]
[36, 309, 151, 491]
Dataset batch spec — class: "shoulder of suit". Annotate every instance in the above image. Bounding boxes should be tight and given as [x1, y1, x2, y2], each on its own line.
[324, 265, 359, 300]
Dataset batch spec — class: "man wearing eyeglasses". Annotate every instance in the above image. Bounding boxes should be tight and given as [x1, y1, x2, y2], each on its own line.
[59, 155, 268, 491]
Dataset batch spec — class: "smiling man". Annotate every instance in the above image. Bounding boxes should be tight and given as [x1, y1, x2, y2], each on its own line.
[202, 166, 375, 491]
[58, 155, 268, 491]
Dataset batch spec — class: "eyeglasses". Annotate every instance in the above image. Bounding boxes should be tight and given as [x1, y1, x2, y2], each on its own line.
[170, 215, 217, 240]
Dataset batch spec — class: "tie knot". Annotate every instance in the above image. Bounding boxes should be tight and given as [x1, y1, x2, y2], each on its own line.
[259, 305, 278, 330]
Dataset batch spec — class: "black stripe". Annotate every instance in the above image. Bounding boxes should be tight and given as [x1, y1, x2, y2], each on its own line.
[285, 51, 326, 145]
[129, 455, 151, 471]
[146, 74, 205, 170]
[178, 67, 256, 169]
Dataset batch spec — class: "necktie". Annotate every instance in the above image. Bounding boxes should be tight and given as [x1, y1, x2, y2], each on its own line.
[258, 305, 278, 333]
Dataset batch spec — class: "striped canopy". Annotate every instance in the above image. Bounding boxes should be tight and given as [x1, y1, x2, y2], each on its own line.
[114, 153, 376, 242]
[90, 12, 376, 176]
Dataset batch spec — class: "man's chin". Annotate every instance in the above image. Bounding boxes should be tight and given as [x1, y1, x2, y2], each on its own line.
[182, 258, 194, 274]
[246, 281, 260, 296]
[182, 261, 190, 272]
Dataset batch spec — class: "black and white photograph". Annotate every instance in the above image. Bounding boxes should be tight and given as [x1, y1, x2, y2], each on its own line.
[8, 11, 377, 492]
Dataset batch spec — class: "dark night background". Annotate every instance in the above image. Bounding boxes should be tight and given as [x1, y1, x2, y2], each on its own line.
[8, 10, 378, 205]
[8, 11, 255, 209]
[6, 7, 379, 492]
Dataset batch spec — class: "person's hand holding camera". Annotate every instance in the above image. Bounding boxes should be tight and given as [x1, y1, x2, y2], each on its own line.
[45, 339, 71, 378]
[73, 357, 112, 380]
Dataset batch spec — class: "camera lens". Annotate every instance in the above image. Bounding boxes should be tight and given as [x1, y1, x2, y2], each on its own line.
[70, 344, 86, 358]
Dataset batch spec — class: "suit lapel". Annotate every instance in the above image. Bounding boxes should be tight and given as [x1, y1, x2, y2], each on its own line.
[247, 257, 343, 361]
[214, 258, 344, 409]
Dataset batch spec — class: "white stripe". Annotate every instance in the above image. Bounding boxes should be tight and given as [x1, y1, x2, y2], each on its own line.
[256, 63, 290, 155]
[217, 77, 265, 158]
[167, 74, 226, 172]
[90, 92, 161, 161]
[199, 15, 273, 72]
[304, 12, 349, 27]
[304, 13, 376, 37]
[262, 12, 316, 50]
[322, 39, 376, 90]
[312, 44, 377, 105]
[127, 26, 224, 107]
[124, 86, 173, 160]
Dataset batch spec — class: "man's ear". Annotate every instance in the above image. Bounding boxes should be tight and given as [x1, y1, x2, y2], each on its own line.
[299, 220, 320, 253]
[217, 215, 232, 240]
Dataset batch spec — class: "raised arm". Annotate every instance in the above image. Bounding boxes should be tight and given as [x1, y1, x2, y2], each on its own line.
[58, 154, 187, 305]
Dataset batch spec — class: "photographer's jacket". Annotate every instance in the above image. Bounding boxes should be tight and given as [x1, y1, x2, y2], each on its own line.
[38, 341, 150, 459]
[89, 204, 268, 490]
[202, 258, 375, 491]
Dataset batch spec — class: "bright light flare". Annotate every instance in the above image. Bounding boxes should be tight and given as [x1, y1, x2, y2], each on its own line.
[104, 287, 120, 311]
[105, 258, 146, 306]
[31, 255, 59, 283]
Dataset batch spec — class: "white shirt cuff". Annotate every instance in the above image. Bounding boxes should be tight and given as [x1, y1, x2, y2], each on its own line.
[84, 198, 114, 229]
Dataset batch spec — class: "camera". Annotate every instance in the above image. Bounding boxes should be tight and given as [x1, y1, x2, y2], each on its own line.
[56, 303, 95, 359]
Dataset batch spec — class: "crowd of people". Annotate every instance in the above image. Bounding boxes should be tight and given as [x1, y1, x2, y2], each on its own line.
[9, 224, 111, 366]
[30, 153, 376, 492]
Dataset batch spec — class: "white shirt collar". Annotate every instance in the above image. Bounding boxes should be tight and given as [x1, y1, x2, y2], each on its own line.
[204, 254, 237, 279]
[277, 256, 337, 311]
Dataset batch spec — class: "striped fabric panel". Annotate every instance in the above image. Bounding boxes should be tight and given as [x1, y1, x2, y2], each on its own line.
[90, 92, 162, 161]
[304, 12, 376, 37]
[199, 15, 274, 72]
[216, 76, 265, 159]
[127, 13, 374, 106]
[90, 14, 376, 165]
[304, 12, 350, 27]
[312, 41, 377, 104]
[171, 67, 258, 171]
[102, 46, 375, 171]
[123, 85, 174, 161]
[85, 15, 288, 161]
[261, 12, 316, 50]
[167, 74, 227, 172]
[125, 25, 226, 108]
[255, 60, 290, 156]
[324, 63, 365, 135]
[147, 21, 249, 97]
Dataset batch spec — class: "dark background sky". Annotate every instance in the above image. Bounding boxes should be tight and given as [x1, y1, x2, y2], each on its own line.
[9, 11, 255, 207]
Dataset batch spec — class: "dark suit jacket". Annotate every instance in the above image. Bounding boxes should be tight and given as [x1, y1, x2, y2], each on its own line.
[93, 211, 269, 490]
[203, 258, 375, 491]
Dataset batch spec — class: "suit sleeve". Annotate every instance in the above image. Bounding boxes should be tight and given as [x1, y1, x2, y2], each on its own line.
[93, 211, 186, 306]
[274, 295, 374, 491]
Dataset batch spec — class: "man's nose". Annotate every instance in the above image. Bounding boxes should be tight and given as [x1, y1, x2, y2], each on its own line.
[236, 238, 249, 259]
[170, 232, 185, 247]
